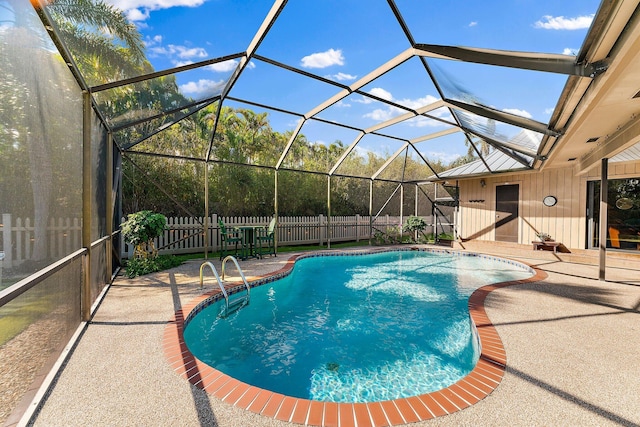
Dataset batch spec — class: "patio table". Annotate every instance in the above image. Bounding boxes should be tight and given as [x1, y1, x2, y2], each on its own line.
[237, 225, 266, 259]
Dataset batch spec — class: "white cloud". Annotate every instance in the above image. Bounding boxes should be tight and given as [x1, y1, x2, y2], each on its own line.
[361, 91, 444, 127]
[368, 87, 393, 101]
[544, 107, 555, 115]
[397, 94, 439, 110]
[534, 14, 594, 30]
[354, 96, 374, 105]
[175, 45, 208, 59]
[469, 21, 478, 27]
[148, 44, 207, 60]
[327, 72, 357, 81]
[301, 48, 345, 69]
[562, 47, 578, 55]
[502, 108, 532, 119]
[363, 108, 395, 122]
[179, 79, 225, 96]
[106, 0, 206, 22]
[206, 59, 239, 72]
[429, 151, 461, 163]
[126, 8, 150, 21]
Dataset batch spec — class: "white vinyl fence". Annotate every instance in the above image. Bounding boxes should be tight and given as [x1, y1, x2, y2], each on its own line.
[1, 213, 446, 266]
[122, 214, 391, 259]
[1, 213, 82, 268]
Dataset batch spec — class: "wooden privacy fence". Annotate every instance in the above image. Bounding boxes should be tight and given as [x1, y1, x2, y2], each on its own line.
[1, 213, 449, 266]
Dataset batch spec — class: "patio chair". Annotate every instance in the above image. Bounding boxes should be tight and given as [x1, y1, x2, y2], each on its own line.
[608, 226, 621, 249]
[219, 219, 244, 260]
[256, 217, 277, 258]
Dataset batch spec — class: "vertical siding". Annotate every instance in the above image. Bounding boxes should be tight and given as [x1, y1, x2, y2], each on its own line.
[458, 160, 640, 250]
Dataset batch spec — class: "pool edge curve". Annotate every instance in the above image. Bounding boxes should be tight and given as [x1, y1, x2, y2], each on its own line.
[162, 248, 548, 427]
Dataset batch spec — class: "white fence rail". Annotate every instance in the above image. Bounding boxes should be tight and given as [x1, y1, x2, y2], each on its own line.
[1, 213, 448, 266]
[1, 213, 83, 268]
[122, 214, 401, 259]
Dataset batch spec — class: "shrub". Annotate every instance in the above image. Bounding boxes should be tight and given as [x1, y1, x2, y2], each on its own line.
[403, 216, 428, 243]
[124, 254, 182, 278]
[438, 232, 455, 241]
[121, 210, 166, 259]
[373, 226, 403, 245]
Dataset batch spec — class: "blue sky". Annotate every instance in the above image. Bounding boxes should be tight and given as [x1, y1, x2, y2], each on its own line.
[106, 0, 601, 166]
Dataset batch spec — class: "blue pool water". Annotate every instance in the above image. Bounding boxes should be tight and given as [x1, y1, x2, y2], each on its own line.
[183, 250, 533, 402]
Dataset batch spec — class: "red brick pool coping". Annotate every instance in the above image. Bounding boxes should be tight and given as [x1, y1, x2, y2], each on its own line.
[163, 251, 547, 427]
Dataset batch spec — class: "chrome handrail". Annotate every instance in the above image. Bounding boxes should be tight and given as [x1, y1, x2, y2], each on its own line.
[199, 261, 227, 302]
[221, 255, 251, 300]
[200, 256, 250, 316]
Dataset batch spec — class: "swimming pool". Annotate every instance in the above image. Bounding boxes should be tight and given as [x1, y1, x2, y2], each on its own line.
[183, 249, 535, 403]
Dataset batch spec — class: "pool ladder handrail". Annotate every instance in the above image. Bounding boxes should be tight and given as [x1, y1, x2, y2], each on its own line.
[199, 256, 250, 317]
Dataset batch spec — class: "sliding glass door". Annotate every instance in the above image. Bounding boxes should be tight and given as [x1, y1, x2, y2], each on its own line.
[587, 178, 640, 251]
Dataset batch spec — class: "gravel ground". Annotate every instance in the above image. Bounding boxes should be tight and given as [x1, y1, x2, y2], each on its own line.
[26, 248, 640, 427]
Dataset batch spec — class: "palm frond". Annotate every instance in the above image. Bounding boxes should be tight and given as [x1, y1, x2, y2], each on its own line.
[48, 0, 145, 64]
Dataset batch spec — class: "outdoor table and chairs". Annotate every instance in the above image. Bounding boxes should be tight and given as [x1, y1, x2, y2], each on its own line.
[237, 224, 266, 260]
[219, 219, 278, 260]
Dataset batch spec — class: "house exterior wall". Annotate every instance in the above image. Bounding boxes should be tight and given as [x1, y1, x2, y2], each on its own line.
[457, 160, 640, 250]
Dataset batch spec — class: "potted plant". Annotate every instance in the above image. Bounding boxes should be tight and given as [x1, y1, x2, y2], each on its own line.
[535, 232, 553, 242]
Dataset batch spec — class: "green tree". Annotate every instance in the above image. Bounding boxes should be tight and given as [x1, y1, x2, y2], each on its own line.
[1, 0, 147, 262]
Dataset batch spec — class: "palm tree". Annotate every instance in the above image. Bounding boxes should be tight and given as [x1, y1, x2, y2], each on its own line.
[48, 0, 147, 85]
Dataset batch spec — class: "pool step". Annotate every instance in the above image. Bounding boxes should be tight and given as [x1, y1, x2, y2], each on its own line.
[220, 295, 249, 318]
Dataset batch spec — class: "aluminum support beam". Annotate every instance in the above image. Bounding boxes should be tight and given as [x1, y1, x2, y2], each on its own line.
[327, 175, 332, 249]
[204, 164, 209, 260]
[274, 170, 279, 253]
[222, 0, 287, 99]
[82, 92, 92, 321]
[106, 133, 113, 279]
[444, 99, 560, 137]
[369, 180, 373, 245]
[414, 44, 606, 77]
[329, 132, 365, 175]
[598, 159, 608, 281]
[276, 118, 306, 169]
[371, 144, 409, 180]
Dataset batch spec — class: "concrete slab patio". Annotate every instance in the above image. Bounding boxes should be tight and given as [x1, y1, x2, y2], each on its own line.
[27, 246, 640, 427]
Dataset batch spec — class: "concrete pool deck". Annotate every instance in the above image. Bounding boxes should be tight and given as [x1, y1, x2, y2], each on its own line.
[28, 246, 640, 427]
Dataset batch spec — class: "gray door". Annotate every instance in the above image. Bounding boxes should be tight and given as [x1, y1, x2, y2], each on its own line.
[495, 184, 519, 243]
